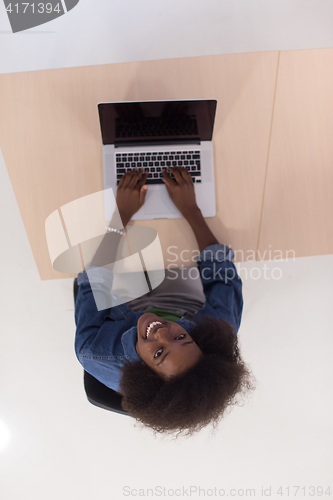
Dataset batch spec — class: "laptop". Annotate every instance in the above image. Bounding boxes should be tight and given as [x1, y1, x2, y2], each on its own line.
[98, 99, 217, 221]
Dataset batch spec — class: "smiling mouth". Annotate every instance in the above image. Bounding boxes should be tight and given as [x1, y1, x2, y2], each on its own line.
[145, 320, 163, 339]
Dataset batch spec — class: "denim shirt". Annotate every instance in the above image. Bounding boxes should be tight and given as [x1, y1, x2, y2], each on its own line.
[74, 243, 243, 392]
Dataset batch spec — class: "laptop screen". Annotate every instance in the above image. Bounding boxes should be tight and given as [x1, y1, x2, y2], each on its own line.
[98, 100, 217, 145]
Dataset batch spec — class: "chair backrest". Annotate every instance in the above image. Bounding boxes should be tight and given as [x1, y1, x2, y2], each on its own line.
[74, 278, 129, 416]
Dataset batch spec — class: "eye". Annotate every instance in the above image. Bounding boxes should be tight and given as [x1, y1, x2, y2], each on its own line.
[153, 334, 187, 359]
[154, 348, 163, 359]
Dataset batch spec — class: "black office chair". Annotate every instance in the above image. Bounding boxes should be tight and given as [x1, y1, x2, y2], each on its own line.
[73, 278, 129, 416]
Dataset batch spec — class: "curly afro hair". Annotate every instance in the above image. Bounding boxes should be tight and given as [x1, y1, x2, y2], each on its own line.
[119, 315, 255, 437]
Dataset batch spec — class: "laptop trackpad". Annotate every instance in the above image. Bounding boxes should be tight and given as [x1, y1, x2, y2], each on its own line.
[144, 187, 177, 215]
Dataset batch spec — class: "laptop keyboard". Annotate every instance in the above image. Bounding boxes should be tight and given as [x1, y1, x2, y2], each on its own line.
[116, 150, 202, 185]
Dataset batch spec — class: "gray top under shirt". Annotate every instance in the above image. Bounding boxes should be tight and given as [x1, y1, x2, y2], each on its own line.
[125, 265, 208, 320]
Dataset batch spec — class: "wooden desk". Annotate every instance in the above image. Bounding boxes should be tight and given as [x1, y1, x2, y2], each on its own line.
[0, 49, 332, 280]
[258, 49, 333, 259]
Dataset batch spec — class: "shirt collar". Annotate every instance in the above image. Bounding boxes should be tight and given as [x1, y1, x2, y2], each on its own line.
[121, 327, 141, 362]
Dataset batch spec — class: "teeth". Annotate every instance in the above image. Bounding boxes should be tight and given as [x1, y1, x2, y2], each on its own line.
[146, 321, 162, 338]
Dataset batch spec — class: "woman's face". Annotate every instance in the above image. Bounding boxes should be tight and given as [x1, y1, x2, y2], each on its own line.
[136, 313, 202, 379]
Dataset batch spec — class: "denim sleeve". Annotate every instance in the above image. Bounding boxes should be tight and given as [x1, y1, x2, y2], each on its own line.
[195, 243, 243, 332]
[74, 266, 116, 355]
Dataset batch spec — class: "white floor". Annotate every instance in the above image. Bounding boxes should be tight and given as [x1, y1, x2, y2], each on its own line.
[0, 1, 333, 499]
[1, 0, 333, 74]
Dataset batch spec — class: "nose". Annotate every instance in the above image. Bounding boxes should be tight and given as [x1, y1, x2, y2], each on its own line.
[152, 324, 169, 340]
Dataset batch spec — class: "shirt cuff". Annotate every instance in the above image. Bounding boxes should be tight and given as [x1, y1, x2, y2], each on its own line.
[197, 243, 234, 263]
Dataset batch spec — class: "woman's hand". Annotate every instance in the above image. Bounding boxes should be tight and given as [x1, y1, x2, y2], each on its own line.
[116, 168, 149, 224]
[162, 166, 199, 217]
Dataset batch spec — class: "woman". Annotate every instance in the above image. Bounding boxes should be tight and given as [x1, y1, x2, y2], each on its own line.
[75, 166, 254, 436]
